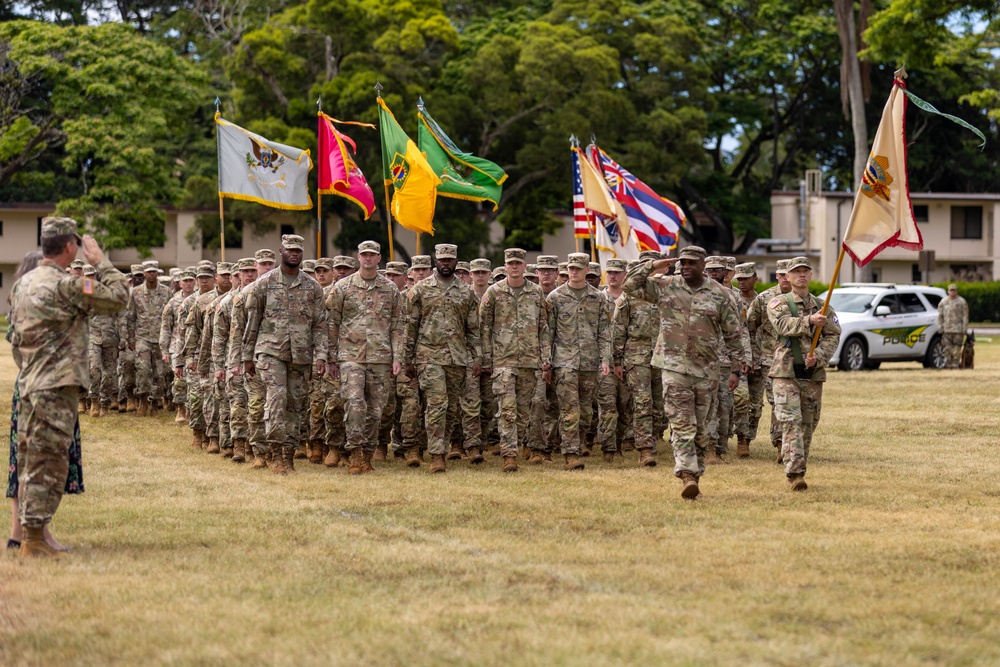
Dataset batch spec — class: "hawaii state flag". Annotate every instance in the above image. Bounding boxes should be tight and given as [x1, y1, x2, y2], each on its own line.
[589, 145, 684, 253]
[317, 112, 375, 219]
[842, 77, 923, 267]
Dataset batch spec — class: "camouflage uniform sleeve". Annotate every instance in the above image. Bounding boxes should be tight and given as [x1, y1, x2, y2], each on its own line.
[960, 298, 969, 330]
[227, 297, 246, 370]
[479, 287, 495, 369]
[159, 299, 174, 352]
[719, 292, 747, 369]
[390, 288, 405, 365]
[936, 302, 944, 328]
[184, 303, 203, 369]
[538, 295, 552, 367]
[597, 291, 612, 367]
[546, 291, 557, 365]
[55, 260, 130, 317]
[813, 303, 842, 366]
[197, 307, 213, 375]
[327, 284, 344, 363]
[211, 303, 230, 372]
[465, 290, 482, 367]
[623, 260, 659, 304]
[311, 282, 328, 363]
[404, 287, 421, 366]
[747, 293, 765, 334]
[611, 295, 628, 367]
[126, 288, 138, 346]
[768, 294, 812, 338]
[242, 282, 264, 363]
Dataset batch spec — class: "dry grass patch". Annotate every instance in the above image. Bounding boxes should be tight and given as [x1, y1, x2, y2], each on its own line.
[2, 338, 1000, 666]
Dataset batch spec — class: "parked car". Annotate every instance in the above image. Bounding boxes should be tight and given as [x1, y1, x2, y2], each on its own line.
[814, 283, 948, 371]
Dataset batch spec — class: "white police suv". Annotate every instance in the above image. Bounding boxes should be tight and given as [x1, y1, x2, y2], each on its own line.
[816, 283, 948, 371]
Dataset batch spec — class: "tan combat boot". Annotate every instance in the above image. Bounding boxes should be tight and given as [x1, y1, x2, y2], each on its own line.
[206, 437, 221, 454]
[252, 452, 268, 469]
[564, 454, 584, 471]
[405, 446, 422, 468]
[787, 474, 808, 491]
[373, 445, 387, 462]
[502, 456, 518, 473]
[110, 399, 120, 412]
[148, 400, 159, 418]
[126, 396, 137, 413]
[294, 446, 307, 460]
[323, 447, 341, 468]
[362, 450, 375, 473]
[602, 451, 615, 463]
[222, 444, 234, 459]
[308, 441, 323, 465]
[467, 447, 485, 464]
[338, 448, 350, 467]
[347, 449, 363, 475]
[175, 405, 186, 423]
[446, 444, 464, 461]
[283, 447, 296, 472]
[270, 450, 288, 475]
[736, 436, 750, 458]
[88, 401, 101, 418]
[489, 444, 502, 457]
[428, 453, 447, 473]
[706, 449, 723, 465]
[19, 526, 60, 559]
[78, 398, 89, 414]
[191, 428, 205, 450]
[680, 472, 700, 499]
[136, 396, 148, 418]
[638, 449, 657, 467]
[542, 450, 553, 463]
[528, 449, 544, 465]
[232, 438, 247, 463]
[98, 404, 109, 418]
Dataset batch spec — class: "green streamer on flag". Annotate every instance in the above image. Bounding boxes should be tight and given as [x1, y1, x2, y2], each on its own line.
[901, 88, 987, 150]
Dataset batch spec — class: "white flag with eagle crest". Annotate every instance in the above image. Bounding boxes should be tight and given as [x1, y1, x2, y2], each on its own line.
[216, 114, 313, 210]
[841, 78, 923, 266]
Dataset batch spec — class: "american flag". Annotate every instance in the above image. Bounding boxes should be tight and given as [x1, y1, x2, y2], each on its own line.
[571, 147, 590, 239]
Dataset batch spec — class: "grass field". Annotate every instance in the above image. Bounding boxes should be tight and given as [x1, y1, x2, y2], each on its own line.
[2, 338, 1000, 666]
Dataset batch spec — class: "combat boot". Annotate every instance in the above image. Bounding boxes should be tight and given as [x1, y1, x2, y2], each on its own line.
[206, 437, 220, 454]
[126, 396, 137, 413]
[489, 444, 502, 457]
[502, 456, 518, 473]
[307, 441, 322, 465]
[99, 404, 109, 418]
[638, 449, 657, 467]
[602, 451, 615, 463]
[191, 428, 205, 450]
[337, 448, 350, 467]
[787, 474, 808, 491]
[222, 444, 234, 459]
[283, 447, 296, 473]
[467, 447, 485, 464]
[428, 453, 447, 473]
[78, 397, 89, 414]
[148, 400, 159, 418]
[542, 450, 553, 463]
[19, 526, 60, 559]
[136, 396, 148, 418]
[446, 443, 464, 461]
[736, 436, 750, 458]
[405, 446, 423, 468]
[679, 472, 700, 499]
[175, 405, 186, 423]
[252, 452, 268, 469]
[232, 438, 247, 463]
[323, 447, 341, 467]
[373, 445, 388, 462]
[528, 449, 544, 465]
[706, 449, 723, 465]
[89, 402, 101, 418]
[393, 449, 406, 461]
[110, 399, 120, 412]
[347, 449, 363, 475]
[362, 450, 375, 473]
[294, 446, 307, 460]
[564, 454, 584, 471]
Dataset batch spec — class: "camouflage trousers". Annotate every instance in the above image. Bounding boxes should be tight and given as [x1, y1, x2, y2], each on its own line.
[492, 367, 536, 458]
[453, 364, 483, 452]
[135, 339, 165, 399]
[17, 386, 78, 528]
[228, 373, 249, 441]
[379, 380, 397, 450]
[118, 347, 135, 403]
[397, 370, 426, 451]
[942, 332, 964, 369]
[708, 366, 733, 454]
[309, 375, 331, 444]
[597, 372, 632, 453]
[480, 371, 499, 448]
[417, 364, 466, 456]
[257, 355, 310, 455]
[244, 372, 266, 455]
[187, 373, 207, 431]
[772, 378, 823, 476]
[553, 368, 598, 456]
[212, 377, 232, 451]
[528, 372, 560, 452]
[662, 370, 717, 479]
[88, 341, 118, 406]
[322, 374, 345, 452]
[342, 362, 392, 452]
[624, 364, 663, 452]
[732, 374, 750, 439]
[172, 371, 187, 407]
[747, 369, 768, 442]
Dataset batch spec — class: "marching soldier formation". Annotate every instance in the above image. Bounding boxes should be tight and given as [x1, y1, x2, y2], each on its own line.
[68, 234, 842, 499]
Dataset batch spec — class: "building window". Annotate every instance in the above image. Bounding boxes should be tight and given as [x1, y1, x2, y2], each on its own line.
[950, 206, 982, 239]
[913, 205, 928, 222]
[911, 263, 921, 283]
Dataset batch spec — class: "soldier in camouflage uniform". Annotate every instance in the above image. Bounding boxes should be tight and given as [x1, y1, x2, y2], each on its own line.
[379, 261, 410, 458]
[85, 264, 122, 417]
[449, 257, 493, 461]
[243, 235, 328, 475]
[480, 248, 552, 472]
[748, 259, 791, 458]
[732, 262, 758, 457]
[128, 260, 173, 417]
[199, 263, 234, 455]
[213, 258, 256, 462]
[767, 256, 841, 490]
[404, 244, 482, 473]
[612, 252, 664, 468]
[704, 256, 745, 464]
[317, 256, 356, 465]
[175, 262, 216, 449]
[546, 252, 612, 471]
[937, 284, 969, 369]
[596, 259, 633, 462]
[623, 246, 746, 499]
[455, 261, 471, 285]
[160, 268, 196, 423]
[527, 255, 562, 461]
[184, 262, 230, 454]
[557, 262, 568, 286]
[117, 265, 144, 412]
[327, 241, 405, 474]
[9, 218, 129, 557]
[303, 257, 335, 463]
[396, 256, 432, 467]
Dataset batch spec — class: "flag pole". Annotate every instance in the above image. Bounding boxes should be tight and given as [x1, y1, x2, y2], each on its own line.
[316, 97, 323, 259]
[808, 245, 846, 355]
[375, 81, 396, 262]
[587, 211, 597, 262]
[214, 96, 226, 262]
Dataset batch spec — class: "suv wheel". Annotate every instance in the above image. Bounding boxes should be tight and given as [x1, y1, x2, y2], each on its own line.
[839, 337, 868, 371]
[924, 335, 946, 369]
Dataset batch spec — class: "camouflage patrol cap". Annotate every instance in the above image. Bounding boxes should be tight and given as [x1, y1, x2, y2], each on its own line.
[526, 264, 537, 277]
[775, 259, 792, 274]
[216, 262, 234, 275]
[724, 257, 737, 272]
[169, 268, 181, 278]
[333, 255, 354, 269]
[587, 262, 602, 277]
[236, 258, 256, 271]
[566, 253, 589, 270]
[470, 258, 491, 273]
[130, 264, 145, 276]
[41, 216, 82, 241]
[504, 248, 527, 264]
[82, 264, 96, 276]
[704, 255, 725, 270]
[255, 249, 276, 262]
[179, 269, 196, 280]
[358, 240, 381, 255]
[281, 234, 304, 250]
[385, 261, 408, 275]
[434, 244, 458, 259]
[492, 267, 507, 280]
[70, 259, 85, 269]
[605, 259, 627, 272]
[184, 266, 198, 275]
[677, 246, 707, 261]
[157, 275, 171, 284]
[142, 259, 159, 273]
[536, 255, 559, 270]
[734, 262, 757, 278]
[558, 262, 569, 275]
[456, 261, 471, 273]
[948, 283, 958, 292]
[639, 250, 662, 261]
[411, 255, 432, 269]
[315, 258, 333, 271]
[301, 259, 316, 273]
[196, 264, 215, 278]
[786, 256, 811, 271]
